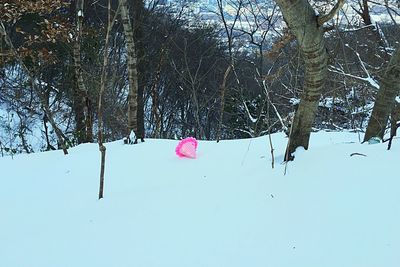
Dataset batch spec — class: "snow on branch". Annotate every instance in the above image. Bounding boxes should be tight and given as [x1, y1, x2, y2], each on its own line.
[328, 65, 379, 90]
[242, 101, 258, 123]
[329, 43, 380, 90]
[262, 80, 287, 132]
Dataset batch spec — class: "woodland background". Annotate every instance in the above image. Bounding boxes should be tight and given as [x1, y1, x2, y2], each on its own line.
[1, 0, 399, 158]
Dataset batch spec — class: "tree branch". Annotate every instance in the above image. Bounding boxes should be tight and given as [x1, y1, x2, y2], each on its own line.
[318, 0, 345, 26]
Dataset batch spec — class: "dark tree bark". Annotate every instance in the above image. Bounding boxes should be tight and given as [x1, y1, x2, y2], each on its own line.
[274, 0, 344, 160]
[364, 45, 400, 142]
[356, 0, 373, 25]
[132, 0, 145, 141]
[217, 64, 232, 142]
[119, 0, 140, 143]
[149, 48, 165, 138]
[73, 0, 93, 144]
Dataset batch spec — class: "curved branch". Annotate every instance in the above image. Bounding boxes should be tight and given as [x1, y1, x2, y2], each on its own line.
[318, 0, 345, 26]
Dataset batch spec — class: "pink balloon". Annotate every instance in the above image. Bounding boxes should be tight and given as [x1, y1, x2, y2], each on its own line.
[175, 137, 198, 159]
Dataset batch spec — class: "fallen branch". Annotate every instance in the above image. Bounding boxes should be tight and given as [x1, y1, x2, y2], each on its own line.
[350, 152, 367, 157]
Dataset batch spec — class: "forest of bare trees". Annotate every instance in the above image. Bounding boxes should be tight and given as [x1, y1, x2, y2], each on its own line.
[1, 0, 400, 160]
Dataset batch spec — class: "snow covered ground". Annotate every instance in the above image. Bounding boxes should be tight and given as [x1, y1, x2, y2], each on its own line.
[1, 131, 399, 267]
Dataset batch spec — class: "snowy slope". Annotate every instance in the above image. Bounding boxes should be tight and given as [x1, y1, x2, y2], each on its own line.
[0, 132, 399, 267]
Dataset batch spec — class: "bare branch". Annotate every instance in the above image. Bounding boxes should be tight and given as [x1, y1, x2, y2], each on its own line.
[318, 0, 345, 26]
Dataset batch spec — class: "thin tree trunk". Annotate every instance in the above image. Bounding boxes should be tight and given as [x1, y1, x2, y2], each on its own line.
[44, 108, 68, 154]
[275, 0, 344, 160]
[73, 0, 93, 144]
[217, 64, 232, 142]
[43, 114, 56, 150]
[97, 0, 120, 199]
[191, 84, 205, 139]
[150, 48, 165, 138]
[364, 45, 400, 142]
[361, 0, 372, 25]
[133, 0, 145, 141]
[387, 102, 400, 150]
[120, 0, 140, 143]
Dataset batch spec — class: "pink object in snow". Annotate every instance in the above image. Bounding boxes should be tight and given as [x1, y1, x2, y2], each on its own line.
[175, 137, 198, 159]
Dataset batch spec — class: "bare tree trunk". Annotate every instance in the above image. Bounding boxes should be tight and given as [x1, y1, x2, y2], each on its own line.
[216, 0, 241, 142]
[119, 0, 140, 144]
[73, 0, 92, 144]
[217, 64, 232, 142]
[275, 0, 344, 160]
[387, 102, 400, 149]
[359, 0, 372, 25]
[150, 48, 165, 138]
[192, 88, 204, 139]
[43, 114, 56, 151]
[43, 105, 69, 154]
[364, 45, 400, 142]
[97, 0, 120, 199]
[133, 0, 145, 141]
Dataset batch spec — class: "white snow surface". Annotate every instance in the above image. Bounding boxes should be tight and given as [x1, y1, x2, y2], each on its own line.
[1, 131, 399, 267]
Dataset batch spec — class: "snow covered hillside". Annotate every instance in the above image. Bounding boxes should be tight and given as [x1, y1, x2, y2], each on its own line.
[1, 132, 399, 267]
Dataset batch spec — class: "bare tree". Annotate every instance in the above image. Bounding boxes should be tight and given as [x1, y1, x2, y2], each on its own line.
[351, 0, 372, 25]
[119, 0, 141, 144]
[73, 0, 93, 144]
[215, 0, 243, 142]
[274, 0, 344, 160]
[351, 0, 391, 60]
[133, 0, 146, 142]
[0, 21, 69, 155]
[98, 1, 121, 199]
[364, 44, 400, 142]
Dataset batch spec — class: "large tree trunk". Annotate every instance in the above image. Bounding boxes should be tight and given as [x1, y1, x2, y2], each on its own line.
[119, 0, 140, 143]
[364, 45, 400, 142]
[275, 0, 329, 160]
[73, 0, 93, 144]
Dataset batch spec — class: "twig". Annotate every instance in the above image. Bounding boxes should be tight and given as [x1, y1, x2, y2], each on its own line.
[268, 133, 275, 169]
[284, 114, 295, 175]
[241, 139, 252, 166]
[350, 152, 367, 157]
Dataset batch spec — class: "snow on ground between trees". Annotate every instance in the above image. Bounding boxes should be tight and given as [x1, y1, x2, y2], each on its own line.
[0, 131, 399, 267]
